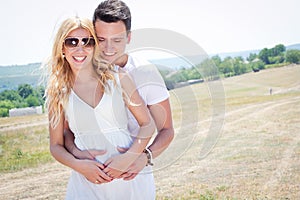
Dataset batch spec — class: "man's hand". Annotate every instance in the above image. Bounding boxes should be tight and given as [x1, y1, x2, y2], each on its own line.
[74, 149, 107, 160]
[103, 152, 134, 179]
[116, 147, 148, 181]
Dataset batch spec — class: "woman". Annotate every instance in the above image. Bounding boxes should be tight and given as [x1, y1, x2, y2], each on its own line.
[45, 16, 155, 199]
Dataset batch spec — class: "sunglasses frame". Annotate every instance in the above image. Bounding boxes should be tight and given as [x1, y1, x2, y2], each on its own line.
[64, 37, 96, 49]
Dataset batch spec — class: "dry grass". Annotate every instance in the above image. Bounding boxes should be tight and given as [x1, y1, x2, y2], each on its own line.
[0, 65, 299, 199]
[0, 114, 51, 172]
[155, 65, 300, 199]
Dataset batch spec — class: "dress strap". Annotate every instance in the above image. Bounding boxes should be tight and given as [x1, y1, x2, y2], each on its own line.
[113, 65, 122, 89]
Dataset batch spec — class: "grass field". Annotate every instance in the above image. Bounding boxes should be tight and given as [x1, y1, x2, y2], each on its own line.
[0, 64, 299, 199]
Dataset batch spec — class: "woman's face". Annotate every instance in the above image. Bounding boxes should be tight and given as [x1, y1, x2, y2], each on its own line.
[63, 28, 95, 73]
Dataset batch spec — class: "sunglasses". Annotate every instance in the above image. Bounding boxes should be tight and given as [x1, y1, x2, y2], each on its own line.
[64, 37, 96, 49]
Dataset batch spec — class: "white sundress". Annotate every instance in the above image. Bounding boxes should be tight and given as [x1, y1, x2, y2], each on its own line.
[64, 74, 155, 200]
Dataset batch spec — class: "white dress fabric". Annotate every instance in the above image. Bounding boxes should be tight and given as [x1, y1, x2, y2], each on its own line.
[64, 74, 155, 200]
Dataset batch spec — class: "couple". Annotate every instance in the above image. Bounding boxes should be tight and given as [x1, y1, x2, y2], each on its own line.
[45, 0, 174, 199]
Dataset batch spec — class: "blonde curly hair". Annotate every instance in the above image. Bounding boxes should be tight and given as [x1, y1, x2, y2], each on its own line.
[45, 16, 114, 128]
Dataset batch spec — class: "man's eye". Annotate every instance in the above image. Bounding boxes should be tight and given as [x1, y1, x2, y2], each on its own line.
[98, 38, 105, 42]
[114, 39, 121, 43]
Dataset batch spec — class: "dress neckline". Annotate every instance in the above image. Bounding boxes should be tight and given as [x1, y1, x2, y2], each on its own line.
[71, 89, 105, 110]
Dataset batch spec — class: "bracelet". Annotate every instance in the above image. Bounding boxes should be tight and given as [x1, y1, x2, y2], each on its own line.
[143, 148, 153, 166]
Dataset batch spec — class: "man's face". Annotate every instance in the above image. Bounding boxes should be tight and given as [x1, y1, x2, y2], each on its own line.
[94, 19, 130, 65]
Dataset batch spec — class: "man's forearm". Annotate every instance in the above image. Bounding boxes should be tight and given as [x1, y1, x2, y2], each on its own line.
[64, 128, 78, 156]
[148, 127, 174, 159]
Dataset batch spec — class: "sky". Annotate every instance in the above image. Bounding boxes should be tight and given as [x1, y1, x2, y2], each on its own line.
[1, 0, 299, 66]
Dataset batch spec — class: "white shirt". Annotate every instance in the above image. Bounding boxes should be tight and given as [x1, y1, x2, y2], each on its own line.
[118, 54, 169, 136]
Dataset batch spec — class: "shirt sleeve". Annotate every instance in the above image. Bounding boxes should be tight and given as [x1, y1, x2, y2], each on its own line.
[129, 62, 169, 105]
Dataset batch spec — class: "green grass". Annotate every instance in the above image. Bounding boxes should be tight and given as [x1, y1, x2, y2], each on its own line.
[0, 119, 52, 172]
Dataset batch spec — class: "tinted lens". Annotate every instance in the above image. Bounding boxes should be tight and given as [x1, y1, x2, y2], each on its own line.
[64, 37, 95, 48]
[82, 38, 95, 47]
[64, 38, 79, 48]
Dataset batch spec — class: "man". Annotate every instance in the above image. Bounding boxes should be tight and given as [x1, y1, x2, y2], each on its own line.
[65, 0, 174, 181]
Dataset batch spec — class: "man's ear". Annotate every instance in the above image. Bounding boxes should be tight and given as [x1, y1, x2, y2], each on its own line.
[127, 31, 131, 44]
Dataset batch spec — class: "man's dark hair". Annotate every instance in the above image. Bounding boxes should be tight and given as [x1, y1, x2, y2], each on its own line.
[93, 0, 131, 32]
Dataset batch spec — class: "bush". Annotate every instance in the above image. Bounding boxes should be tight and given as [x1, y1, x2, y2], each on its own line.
[0, 100, 15, 109]
[0, 108, 8, 117]
[286, 49, 300, 64]
[250, 60, 265, 71]
[25, 95, 40, 107]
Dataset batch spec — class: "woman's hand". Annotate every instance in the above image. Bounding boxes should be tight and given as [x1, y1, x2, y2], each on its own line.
[76, 159, 113, 184]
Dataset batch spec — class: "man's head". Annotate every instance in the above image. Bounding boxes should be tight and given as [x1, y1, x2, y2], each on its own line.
[93, 0, 131, 65]
[93, 0, 131, 33]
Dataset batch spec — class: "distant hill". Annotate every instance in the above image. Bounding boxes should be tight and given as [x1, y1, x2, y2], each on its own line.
[150, 43, 300, 69]
[286, 43, 300, 50]
[214, 49, 261, 60]
[214, 43, 300, 60]
[0, 63, 42, 92]
[150, 55, 205, 70]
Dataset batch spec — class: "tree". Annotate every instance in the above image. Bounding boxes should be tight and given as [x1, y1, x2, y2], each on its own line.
[250, 60, 265, 71]
[258, 48, 270, 64]
[286, 49, 300, 64]
[258, 44, 286, 65]
[268, 55, 285, 64]
[199, 58, 220, 81]
[18, 84, 34, 99]
[232, 58, 244, 75]
[0, 90, 22, 102]
[0, 100, 15, 117]
[25, 95, 40, 107]
[0, 84, 45, 118]
[0, 100, 15, 109]
[187, 67, 202, 80]
[0, 108, 9, 117]
[219, 57, 233, 77]
[34, 85, 45, 105]
[247, 53, 258, 62]
[211, 55, 222, 67]
[272, 44, 286, 57]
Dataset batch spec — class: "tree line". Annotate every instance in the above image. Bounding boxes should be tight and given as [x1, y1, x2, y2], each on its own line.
[160, 44, 300, 89]
[0, 84, 45, 117]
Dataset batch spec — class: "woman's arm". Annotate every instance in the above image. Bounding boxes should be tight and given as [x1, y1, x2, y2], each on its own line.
[49, 111, 112, 184]
[119, 98, 174, 180]
[103, 71, 155, 178]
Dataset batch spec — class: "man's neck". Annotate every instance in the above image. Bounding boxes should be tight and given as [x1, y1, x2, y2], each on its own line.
[114, 54, 128, 68]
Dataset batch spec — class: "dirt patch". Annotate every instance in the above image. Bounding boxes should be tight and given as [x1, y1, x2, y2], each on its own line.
[154, 95, 300, 199]
[0, 162, 70, 200]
